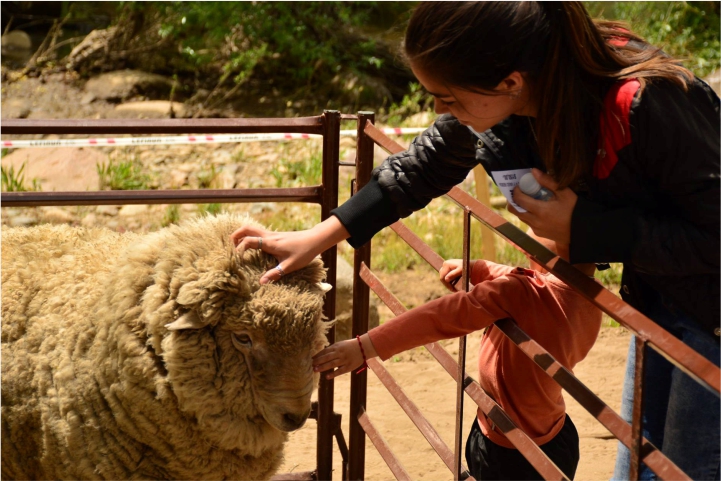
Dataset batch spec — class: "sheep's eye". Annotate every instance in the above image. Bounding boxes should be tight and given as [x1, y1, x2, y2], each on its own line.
[231, 332, 252, 350]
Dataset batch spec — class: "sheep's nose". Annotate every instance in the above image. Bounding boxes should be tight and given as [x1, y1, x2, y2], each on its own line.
[282, 410, 310, 431]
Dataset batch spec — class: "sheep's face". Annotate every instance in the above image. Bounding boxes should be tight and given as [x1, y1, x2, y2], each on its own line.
[162, 261, 329, 448]
[228, 282, 328, 432]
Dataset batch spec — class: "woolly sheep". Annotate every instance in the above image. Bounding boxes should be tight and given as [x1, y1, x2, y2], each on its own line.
[1, 213, 331, 480]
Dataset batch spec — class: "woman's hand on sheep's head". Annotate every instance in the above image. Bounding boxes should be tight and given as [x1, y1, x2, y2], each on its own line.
[312, 334, 378, 380]
[230, 216, 351, 285]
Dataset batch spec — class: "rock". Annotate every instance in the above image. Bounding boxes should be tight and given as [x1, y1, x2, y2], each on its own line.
[211, 150, 233, 165]
[2, 98, 32, 119]
[9, 215, 37, 227]
[96, 205, 119, 216]
[0, 147, 103, 191]
[214, 171, 236, 189]
[85, 70, 174, 101]
[249, 203, 276, 214]
[333, 255, 380, 341]
[118, 204, 148, 217]
[1, 31, 32, 52]
[169, 169, 189, 188]
[80, 92, 96, 105]
[115, 101, 187, 118]
[40, 207, 75, 224]
[81, 213, 97, 227]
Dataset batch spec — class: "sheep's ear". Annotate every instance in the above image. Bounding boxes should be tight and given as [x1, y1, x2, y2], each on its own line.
[165, 310, 205, 331]
[317, 282, 332, 294]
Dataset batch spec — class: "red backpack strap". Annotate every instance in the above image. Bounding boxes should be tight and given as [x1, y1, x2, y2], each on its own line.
[594, 78, 641, 179]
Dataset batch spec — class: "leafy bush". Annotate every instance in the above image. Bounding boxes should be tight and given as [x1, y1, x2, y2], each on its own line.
[586, 1, 720, 77]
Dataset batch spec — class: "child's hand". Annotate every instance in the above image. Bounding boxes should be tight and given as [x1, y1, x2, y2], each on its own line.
[440, 259, 474, 291]
[312, 338, 366, 380]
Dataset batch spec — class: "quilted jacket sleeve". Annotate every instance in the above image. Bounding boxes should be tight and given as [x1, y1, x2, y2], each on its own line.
[332, 114, 479, 247]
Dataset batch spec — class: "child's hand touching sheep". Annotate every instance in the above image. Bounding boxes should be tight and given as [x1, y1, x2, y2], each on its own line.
[313, 334, 378, 380]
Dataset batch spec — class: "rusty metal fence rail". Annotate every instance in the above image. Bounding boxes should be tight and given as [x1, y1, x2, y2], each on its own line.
[1, 112, 350, 481]
[346, 118, 721, 481]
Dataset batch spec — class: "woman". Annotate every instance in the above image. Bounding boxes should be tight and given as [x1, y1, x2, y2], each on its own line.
[232, 3, 719, 479]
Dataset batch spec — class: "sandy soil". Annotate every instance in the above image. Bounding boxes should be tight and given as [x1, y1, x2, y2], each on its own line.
[280, 327, 631, 481]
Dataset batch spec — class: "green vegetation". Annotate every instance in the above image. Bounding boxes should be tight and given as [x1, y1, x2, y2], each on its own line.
[1, 162, 41, 192]
[198, 203, 223, 216]
[270, 147, 323, 188]
[97, 156, 153, 190]
[162, 204, 181, 226]
[196, 164, 219, 189]
[587, 1, 720, 77]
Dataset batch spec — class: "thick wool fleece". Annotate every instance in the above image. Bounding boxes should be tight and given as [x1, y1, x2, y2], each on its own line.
[1, 214, 330, 480]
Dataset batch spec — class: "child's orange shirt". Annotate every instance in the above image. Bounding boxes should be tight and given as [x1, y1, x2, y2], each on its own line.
[368, 260, 602, 449]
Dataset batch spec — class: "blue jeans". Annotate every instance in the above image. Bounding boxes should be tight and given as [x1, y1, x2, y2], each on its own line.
[611, 289, 720, 481]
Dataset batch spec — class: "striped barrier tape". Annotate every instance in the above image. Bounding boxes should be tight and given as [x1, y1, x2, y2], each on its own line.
[0, 128, 426, 149]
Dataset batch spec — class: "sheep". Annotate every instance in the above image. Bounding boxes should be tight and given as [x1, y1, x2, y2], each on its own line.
[1, 213, 331, 480]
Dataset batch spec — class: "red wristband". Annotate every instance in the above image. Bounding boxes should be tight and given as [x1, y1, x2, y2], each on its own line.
[355, 335, 368, 374]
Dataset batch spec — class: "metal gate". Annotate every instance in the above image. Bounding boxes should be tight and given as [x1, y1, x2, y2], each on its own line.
[344, 116, 721, 481]
[1, 112, 350, 481]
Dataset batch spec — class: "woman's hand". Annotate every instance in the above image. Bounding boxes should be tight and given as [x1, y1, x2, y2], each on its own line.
[312, 334, 378, 380]
[230, 216, 350, 284]
[439, 258, 474, 292]
[509, 168, 577, 245]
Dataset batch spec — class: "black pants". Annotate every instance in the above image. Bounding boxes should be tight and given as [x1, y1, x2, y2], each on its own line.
[465, 415, 580, 480]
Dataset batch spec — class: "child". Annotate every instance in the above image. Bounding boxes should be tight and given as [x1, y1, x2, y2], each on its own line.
[312, 236, 601, 480]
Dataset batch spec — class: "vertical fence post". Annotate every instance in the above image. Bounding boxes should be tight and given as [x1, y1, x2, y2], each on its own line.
[629, 338, 647, 481]
[318, 110, 341, 481]
[348, 112, 376, 481]
[454, 208, 472, 480]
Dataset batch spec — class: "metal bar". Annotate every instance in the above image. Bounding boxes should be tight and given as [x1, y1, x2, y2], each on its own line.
[449, 187, 721, 395]
[389, 221, 445, 271]
[0, 187, 322, 207]
[365, 122, 720, 396]
[366, 357, 463, 475]
[333, 413, 350, 481]
[317, 110, 341, 481]
[363, 121, 405, 155]
[359, 264, 568, 481]
[357, 408, 412, 481]
[348, 111, 375, 481]
[1, 117, 325, 135]
[629, 338, 647, 481]
[494, 319, 689, 481]
[454, 209, 472, 481]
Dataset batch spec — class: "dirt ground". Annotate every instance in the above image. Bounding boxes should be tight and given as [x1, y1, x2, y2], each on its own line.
[280, 327, 631, 481]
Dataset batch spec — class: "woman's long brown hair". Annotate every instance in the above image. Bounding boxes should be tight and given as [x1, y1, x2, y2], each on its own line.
[404, 1, 694, 188]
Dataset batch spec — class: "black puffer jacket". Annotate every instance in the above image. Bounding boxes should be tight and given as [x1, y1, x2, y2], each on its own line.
[332, 77, 720, 338]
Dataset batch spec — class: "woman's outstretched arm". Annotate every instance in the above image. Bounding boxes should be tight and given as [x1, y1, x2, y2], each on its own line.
[231, 215, 350, 284]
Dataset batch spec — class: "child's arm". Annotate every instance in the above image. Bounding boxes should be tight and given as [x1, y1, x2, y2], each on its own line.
[314, 275, 519, 379]
[313, 334, 378, 380]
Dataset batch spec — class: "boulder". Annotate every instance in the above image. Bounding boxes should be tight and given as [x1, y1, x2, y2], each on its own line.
[85, 70, 175, 101]
[1, 30, 32, 53]
[114, 101, 187, 118]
